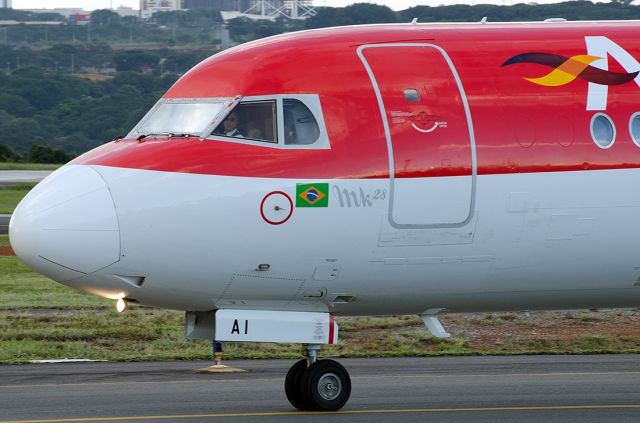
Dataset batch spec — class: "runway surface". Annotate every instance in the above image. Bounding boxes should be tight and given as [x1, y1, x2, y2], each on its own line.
[0, 214, 8, 235]
[1, 355, 639, 423]
[0, 170, 51, 185]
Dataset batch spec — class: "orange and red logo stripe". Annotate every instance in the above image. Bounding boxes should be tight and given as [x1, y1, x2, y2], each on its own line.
[502, 52, 639, 87]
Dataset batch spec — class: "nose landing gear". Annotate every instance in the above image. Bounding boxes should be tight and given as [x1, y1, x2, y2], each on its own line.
[285, 344, 351, 411]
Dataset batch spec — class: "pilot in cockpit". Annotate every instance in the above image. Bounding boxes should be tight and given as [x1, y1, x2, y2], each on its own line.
[219, 112, 244, 138]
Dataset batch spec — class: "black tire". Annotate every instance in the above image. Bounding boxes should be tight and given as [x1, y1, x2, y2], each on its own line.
[301, 359, 351, 411]
[285, 359, 308, 410]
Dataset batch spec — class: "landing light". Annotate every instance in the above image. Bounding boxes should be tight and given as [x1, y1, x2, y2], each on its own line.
[116, 298, 128, 313]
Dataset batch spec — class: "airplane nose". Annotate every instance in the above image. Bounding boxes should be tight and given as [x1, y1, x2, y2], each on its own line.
[9, 165, 121, 282]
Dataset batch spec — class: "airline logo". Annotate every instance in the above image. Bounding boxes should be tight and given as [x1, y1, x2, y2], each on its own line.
[501, 53, 638, 87]
[296, 183, 329, 207]
[502, 36, 640, 110]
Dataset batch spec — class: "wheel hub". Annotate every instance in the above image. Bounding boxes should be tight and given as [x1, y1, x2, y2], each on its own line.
[318, 372, 342, 401]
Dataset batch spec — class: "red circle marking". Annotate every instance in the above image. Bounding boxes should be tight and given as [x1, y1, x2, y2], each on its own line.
[260, 191, 293, 225]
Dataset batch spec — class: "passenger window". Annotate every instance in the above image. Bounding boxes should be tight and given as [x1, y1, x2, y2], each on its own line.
[284, 99, 320, 145]
[631, 112, 640, 147]
[214, 100, 277, 143]
[590, 113, 615, 149]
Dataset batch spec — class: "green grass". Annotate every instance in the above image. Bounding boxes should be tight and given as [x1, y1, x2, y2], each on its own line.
[1, 255, 640, 363]
[0, 256, 461, 363]
[0, 235, 9, 248]
[0, 257, 108, 309]
[0, 184, 35, 214]
[0, 163, 60, 170]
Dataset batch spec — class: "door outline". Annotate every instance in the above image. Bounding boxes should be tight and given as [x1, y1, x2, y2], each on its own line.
[357, 43, 478, 229]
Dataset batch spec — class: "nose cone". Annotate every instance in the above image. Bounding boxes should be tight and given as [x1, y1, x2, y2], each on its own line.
[10, 165, 120, 282]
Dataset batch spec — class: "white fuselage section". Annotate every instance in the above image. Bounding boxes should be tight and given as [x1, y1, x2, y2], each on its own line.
[10, 164, 640, 315]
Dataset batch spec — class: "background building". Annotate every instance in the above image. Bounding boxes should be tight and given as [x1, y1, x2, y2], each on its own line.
[182, 1, 287, 13]
[285, 0, 312, 9]
[0, 0, 12, 9]
[115, 6, 138, 17]
[182, 0, 252, 10]
[182, 0, 314, 19]
[140, 0, 181, 19]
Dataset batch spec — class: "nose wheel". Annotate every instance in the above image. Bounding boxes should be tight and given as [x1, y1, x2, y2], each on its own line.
[284, 346, 351, 411]
[284, 359, 308, 410]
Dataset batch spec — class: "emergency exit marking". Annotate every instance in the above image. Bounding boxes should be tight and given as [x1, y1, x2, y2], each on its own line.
[231, 319, 248, 335]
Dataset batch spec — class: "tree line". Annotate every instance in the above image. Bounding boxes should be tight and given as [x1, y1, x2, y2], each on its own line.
[1, 43, 214, 74]
[1, 1, 640, 161]
[0, 143, 73, 163]
[0, 68, 179, 161]
[0, 8, 225, 46]
[306, 1, 640, 28]
[1, 2, 639, 46]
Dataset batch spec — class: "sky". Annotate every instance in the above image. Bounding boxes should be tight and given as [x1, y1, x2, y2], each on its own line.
[12, 0, 611, 12]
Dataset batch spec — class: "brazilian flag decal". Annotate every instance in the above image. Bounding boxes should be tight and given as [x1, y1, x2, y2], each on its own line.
[296, 183, 329, 207]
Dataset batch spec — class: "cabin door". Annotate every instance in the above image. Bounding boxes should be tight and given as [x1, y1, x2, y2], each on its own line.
[358, 44, 477, 228]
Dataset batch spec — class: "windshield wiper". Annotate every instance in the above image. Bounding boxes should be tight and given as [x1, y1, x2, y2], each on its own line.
[170, 133, 201, 138]
[136, 132, 200, 141]
[137, 132, 169, 140]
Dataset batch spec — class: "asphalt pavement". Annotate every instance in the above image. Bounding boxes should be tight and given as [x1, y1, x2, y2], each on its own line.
[0, 214, 8, 235]
[0, 170, 51, 185]
[1, 355, 639, 423]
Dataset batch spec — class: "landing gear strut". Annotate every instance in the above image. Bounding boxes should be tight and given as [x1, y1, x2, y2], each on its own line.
[284, 344, 351, 411]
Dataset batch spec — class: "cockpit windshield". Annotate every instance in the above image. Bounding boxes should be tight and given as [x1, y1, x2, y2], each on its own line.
[128, 99, 229, 139]
[127, 94, 328, 148]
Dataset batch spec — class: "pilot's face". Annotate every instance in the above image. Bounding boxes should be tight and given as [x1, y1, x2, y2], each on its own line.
[223, 113, 238, 131]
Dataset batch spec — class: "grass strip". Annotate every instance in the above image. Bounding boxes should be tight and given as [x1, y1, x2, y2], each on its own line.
[1, 256, 640, 363]
[0, 184, 35, 214]
[0, 163, 60, 170]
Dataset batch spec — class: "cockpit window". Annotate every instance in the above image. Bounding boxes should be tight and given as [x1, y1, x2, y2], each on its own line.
[284, 99, 320, 145]
[203, 94, 329, 149]
[213, 100, 277, 143]
[131, 100, 226, 138]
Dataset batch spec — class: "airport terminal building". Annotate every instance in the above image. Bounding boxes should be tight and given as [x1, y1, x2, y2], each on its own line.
[140, 0, 182, 18]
